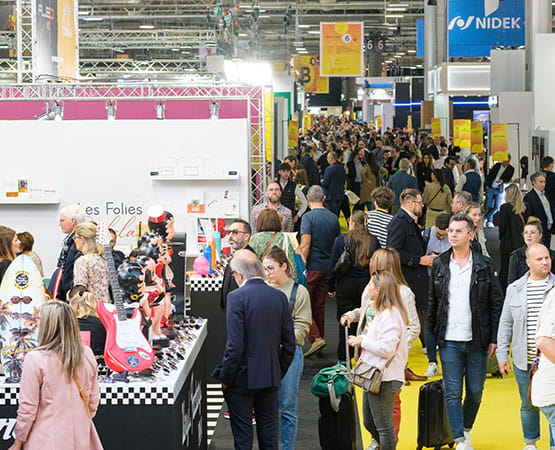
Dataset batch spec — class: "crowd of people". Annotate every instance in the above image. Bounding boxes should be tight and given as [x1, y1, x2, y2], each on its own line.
[217, 115, 555, 450]
[2, 115, 555, 450]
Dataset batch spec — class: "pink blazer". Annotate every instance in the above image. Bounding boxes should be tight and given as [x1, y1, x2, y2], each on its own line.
[15, 347, 103, 450]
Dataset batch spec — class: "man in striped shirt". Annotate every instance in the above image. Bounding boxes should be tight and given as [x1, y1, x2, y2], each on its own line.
[366, 186, 395, 248]
[497, 243, 555, 450]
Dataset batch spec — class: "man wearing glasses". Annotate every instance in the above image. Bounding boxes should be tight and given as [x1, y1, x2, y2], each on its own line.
[220, 219, 255, 310]
[387, 188, 433, 382]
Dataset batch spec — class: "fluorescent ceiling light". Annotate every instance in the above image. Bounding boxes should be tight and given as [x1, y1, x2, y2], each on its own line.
[259, 15, 270, 18]
[298, 25, 312, 28]
[78, 10, 90, 16]
[139, 24, 154, 29]
[386, 14, 404, 18]
[386, 7, 407, 11]
[408, 49, 416, 53]
[308, 31, 321, 34]
[83, 16, 103, 21]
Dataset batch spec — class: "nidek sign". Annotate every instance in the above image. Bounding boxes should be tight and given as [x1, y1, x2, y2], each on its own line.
[448, 0, 525, 57]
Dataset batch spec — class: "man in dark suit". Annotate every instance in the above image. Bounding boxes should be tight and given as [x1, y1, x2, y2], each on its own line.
[541, 156, 555, 207]
[53, 205, 85, 300]
[212, 249, 295, 449]
[220, 219, 254, 309]
[387, 189, 435, 381]
[321, 151, 346, 216]
[299, 143, 321, 187]
[484, 156, 515, 227]
[524, 172, 555, 248]
[441, 156, 457, 194]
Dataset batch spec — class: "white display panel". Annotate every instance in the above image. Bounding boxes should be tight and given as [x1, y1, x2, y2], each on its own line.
[0, 119, 250, 274]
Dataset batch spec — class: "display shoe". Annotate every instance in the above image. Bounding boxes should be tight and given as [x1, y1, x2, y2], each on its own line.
[424, 362, 439, 377]
[304, 338, 326, 357]
[405, 367, 428, 381]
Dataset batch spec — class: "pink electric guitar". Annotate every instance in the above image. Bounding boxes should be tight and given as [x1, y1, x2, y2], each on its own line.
[96, 224, 154, 372]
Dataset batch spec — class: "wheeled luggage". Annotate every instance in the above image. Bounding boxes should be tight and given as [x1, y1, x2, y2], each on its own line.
[417, 380, 454, 450]
[316, 325, 357, 450]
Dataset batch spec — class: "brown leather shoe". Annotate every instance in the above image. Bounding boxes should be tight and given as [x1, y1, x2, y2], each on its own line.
[405, 367, 428, 381]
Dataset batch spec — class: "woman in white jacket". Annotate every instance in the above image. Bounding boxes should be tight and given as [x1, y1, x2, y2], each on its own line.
[343, 270, 409, 450]
[342, 249, 419, 446]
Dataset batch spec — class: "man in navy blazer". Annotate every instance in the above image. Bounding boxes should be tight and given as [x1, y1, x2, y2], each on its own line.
[322, 151, 346, 216]
[212, 249, 295, 449]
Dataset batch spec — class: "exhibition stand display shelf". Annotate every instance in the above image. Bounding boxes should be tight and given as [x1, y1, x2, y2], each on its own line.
[0, 322, 208, 450]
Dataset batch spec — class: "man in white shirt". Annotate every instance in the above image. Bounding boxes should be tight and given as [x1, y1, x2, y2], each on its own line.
[428, 214, 503, 450]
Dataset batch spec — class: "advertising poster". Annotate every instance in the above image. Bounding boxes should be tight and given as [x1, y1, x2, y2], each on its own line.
[431, 118, 441, 138]
[33, 0, 78, 80]
[33, 0, 57, 79]
[294, 55, 329, 94]
[56, 0, 78, 79]
[457, 119, 471, 148]
[288, 120, 298, 148]
[491, 123, 509, 161]
[453, 120, 461, 147]
[471, 121, 484, 153]
[320, 22, 363, 77]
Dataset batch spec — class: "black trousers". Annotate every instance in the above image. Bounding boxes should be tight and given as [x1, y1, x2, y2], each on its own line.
[224, 386, 279, 450]
[340, 195, 351, 220]
[335, 276, 369, 361]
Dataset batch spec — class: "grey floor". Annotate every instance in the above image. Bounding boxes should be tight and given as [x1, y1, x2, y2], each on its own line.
[209, 227, 501, 450]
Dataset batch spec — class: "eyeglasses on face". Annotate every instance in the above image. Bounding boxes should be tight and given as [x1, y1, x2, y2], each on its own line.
[10, 296, 32, 304]
[228, 230, 247, 236]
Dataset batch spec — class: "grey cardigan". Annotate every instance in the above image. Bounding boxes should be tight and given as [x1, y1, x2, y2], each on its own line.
[496, 272, 555, 371]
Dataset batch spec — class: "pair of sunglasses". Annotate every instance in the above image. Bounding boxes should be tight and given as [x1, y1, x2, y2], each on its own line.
[10, 296, 32, 304]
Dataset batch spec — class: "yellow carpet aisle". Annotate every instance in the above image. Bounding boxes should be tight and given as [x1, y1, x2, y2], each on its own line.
[355, 342, 552, 449]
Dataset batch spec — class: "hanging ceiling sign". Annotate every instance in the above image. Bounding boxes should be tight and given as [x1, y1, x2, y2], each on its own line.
[320, 22, 364, 77]
[448, 0, 525, 57]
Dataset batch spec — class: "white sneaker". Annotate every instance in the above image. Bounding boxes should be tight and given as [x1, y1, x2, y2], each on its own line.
[463, 431, 473, 448]
[424, 362, 439, 377]
[486, 221, 495, 228]
[523, 445, 537, 450]
[456, 442, 473, 450]
[366, 439, 380, 450]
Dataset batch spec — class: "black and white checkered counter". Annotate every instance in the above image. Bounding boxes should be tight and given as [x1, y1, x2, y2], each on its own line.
[190, 276, 223, 292]
[0, 322, 208, 450]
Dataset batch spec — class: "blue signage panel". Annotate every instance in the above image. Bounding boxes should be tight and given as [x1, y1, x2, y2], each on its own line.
[416, 0, 525, 58]
[448, 0, 525, 57]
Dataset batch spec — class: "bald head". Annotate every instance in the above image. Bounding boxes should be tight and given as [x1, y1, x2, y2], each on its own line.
[230, 249, 264, 281]
[526, 243, 551, 280]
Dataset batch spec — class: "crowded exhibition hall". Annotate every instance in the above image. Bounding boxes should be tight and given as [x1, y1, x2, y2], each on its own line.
[1, 0, 555, 449]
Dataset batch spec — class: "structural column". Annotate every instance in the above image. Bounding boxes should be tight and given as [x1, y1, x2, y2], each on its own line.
[525, 0, 551, 91]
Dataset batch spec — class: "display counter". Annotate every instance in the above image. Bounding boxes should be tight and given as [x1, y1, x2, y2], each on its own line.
[0, 321, 207, 450]
[189, 276, 226, 382]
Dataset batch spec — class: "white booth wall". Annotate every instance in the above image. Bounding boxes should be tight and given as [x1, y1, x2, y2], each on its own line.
[0, 119, 250, 275]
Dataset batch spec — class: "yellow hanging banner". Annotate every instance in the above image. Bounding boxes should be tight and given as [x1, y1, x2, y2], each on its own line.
[457, 119, 471, 149]
[288, 120, 299, 149]
[471, 121, 484, 154]
[431, 118, 441, 138]
[453, 120, 461, 147]
[491, 123, 509, 162]
[320, 22, 364, 77]
[407, 115, 413, 132]
[294, 56, 329, 94]
[302, 114, 313, 133]
[376, 115, 382, 129]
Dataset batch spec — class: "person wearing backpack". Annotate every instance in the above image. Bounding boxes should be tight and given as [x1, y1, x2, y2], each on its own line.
[263, 246, 312, 450]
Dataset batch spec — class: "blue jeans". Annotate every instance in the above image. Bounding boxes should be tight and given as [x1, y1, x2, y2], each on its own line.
[514, 365, 542, 444]
[439, 341, 487, 441]
[363, 380, 403, 450]
[540, 404, 555, 448]
[485, 185, 504, 223]
[278, 345, 304, 450]
[425, 323, 438, 364]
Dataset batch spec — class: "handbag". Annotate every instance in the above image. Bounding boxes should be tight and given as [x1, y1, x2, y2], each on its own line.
[332, 239, 351, 279]
[310, 363, 350, 399]
[294, 253, 307, 286]
[348, 345, 398, 394]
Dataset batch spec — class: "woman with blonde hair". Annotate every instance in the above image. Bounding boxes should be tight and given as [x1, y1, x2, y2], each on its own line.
[341, 248, 419, 445]
[73, 222, 110, 303]
[68, 285, 106, 357]
[422, 169, 452, 228]
[10, 301, 102, 450]
[463, 202, 490, 257]
[344, 271, 409, 450]
[498, 183, 527, 290]
[328, 210, 380, 361]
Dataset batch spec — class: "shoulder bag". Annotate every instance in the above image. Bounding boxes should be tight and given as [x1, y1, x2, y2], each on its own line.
[348, 342, 399, 394]
[332, 238, 351, 279]
[73, 375, 92, 419]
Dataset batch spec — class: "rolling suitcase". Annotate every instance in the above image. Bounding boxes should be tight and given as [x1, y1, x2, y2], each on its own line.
[317, 325, 357, 450]
[417, 380, 454, 450]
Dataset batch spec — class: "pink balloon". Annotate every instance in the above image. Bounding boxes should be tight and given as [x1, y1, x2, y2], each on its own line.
[193, 255, 210, 275]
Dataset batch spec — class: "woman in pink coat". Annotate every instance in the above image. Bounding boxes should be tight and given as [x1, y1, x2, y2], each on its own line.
[9, 301, 103, 450]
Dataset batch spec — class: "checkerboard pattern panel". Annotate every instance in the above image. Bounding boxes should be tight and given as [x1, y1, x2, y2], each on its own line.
[100, 385, 173, 405]
[190, 278, 223, 292]
[0, 385, 19, 405]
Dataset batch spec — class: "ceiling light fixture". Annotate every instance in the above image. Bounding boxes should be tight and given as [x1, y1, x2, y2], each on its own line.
[139, 24, 155, 29]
